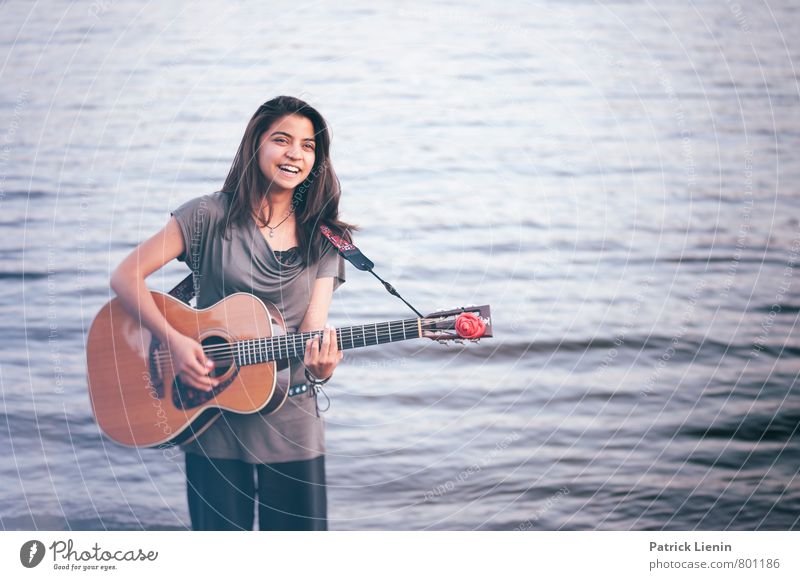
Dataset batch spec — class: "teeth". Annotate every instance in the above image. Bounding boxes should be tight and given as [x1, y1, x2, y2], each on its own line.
[279, 165, 300, 174]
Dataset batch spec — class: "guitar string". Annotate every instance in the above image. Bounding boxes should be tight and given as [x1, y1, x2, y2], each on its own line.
[150, 320, 442, 364]
[148, 318, 432, 359]
[155, 317, 424, 353]
[152, 325, 433, 373]
[150, 323, 435, 364]
[149, 331, 450, 369]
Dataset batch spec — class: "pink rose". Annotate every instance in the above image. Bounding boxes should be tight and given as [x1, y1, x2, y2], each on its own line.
[455, 312, 486, 339]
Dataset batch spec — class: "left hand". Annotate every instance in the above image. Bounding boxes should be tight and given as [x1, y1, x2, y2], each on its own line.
[304, 326, 343, 381]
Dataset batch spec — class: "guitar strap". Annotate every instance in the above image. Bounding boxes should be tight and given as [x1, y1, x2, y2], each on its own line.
[168, 224, 373, 304]
[318, 224, 374, 271]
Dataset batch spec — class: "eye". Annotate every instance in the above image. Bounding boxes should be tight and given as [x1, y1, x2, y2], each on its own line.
[273, 137, 288, 144]
[304, 143, 315, 150]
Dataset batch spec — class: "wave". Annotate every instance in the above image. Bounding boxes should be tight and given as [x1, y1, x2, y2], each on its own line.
[679, 407, 800, 443]
[452, 334, 799, 362]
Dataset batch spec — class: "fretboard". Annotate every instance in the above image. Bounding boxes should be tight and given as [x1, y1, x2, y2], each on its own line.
[233, 318, 422, 367]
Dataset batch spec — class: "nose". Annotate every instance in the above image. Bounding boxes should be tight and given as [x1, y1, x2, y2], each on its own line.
[286, 145, 302, 160]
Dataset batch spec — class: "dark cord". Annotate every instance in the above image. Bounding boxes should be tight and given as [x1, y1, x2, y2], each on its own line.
[368, 270, 424, 318]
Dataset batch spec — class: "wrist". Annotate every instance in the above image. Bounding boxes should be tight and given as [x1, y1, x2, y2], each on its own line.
[157, 325, 182, 345]
[305, 368, 332, 385]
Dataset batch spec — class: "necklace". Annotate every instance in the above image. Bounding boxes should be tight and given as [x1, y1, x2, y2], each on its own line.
[262, 207, 294, 238]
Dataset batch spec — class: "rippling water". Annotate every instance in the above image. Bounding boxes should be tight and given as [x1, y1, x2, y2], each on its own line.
[1, 0, 798, 530]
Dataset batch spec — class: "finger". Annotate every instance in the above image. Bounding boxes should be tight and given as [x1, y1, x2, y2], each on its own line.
[194, 346, 214, 369]
[184, 360, 218, 388]
[188, 358, 210, 377]
[306, 335, 318, 364]
[185, 365, 216, 384]
[321, 327, 331, 354]
[182, 371, 216, 391]
[329, 327, 338, 353]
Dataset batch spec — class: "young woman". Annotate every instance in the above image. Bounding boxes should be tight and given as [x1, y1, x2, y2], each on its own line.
[110, 96, 355, 531]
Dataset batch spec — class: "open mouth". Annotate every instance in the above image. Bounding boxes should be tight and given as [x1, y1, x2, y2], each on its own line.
[278, 164, 301, 177]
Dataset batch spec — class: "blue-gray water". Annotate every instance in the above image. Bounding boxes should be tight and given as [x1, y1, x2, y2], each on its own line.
[1, 0, 798, 530]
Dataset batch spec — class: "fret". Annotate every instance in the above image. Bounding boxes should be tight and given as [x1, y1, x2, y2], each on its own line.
[248, 318, 428, 362]
[236, 340, 243, 366]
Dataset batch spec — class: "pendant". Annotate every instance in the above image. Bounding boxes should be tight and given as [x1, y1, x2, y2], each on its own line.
[269, 229, 274, 238]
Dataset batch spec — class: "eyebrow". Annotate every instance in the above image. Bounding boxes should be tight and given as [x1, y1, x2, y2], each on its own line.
[269, 130, 315, 142]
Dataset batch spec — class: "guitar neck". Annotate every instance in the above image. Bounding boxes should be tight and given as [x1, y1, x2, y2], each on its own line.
[234, 318, 422, 366]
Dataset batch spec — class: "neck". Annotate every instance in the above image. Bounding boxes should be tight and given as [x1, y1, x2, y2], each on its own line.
[260, 190, 294, 221]
[232, 317, 424, 366]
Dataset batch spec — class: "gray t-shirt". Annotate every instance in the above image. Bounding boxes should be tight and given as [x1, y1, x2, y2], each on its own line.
[170, 192, 346, 464]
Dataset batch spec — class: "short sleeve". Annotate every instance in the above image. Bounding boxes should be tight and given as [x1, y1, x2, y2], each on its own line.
[170, 194, 224, 264]
[316, 238, 346, 292]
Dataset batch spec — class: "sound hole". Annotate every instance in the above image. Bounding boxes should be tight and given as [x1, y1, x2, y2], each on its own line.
[202, 335, 235, 377]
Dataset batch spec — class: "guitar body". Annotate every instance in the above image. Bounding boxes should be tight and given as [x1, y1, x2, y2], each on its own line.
[86, 291, 290, 448]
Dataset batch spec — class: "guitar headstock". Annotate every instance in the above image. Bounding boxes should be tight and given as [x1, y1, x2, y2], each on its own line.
[421, 304, 493, 344]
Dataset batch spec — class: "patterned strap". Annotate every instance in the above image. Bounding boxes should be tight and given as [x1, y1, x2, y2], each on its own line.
[319, 224, 374, 271]
[168, 273, 196, 305]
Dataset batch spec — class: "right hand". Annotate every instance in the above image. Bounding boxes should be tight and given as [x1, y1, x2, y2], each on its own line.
[166, 332, 218, 391]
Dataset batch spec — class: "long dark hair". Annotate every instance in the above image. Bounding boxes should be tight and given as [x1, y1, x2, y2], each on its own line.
[220, 95, 356, 264]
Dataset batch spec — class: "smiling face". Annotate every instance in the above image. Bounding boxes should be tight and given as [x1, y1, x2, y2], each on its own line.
[257, 114, 316, 195]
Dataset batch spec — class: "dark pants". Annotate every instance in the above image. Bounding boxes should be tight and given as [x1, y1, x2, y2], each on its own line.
[185, 453, 328, 531]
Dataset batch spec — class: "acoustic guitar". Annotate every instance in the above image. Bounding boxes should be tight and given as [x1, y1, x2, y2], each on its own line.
[86, 291, 492, 448]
